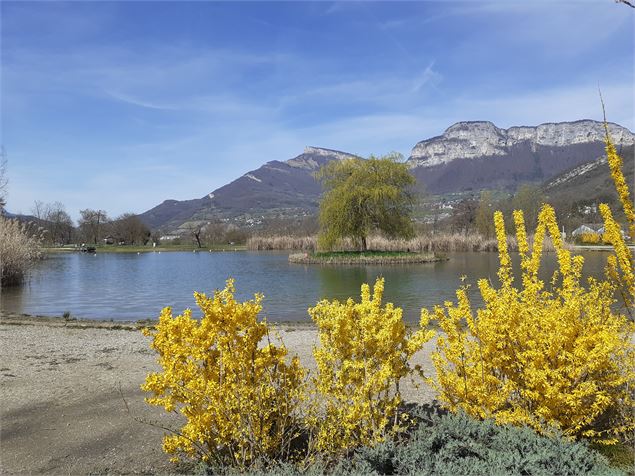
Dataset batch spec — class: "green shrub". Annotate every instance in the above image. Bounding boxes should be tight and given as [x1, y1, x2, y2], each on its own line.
[384, 411, 623, 476]
[211, 410, 623, 475]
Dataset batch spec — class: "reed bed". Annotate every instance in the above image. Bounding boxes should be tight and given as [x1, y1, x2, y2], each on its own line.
[247, 233, 565, 253]
[247, 235, 317, 251]
[0, 217, 44, 286]
[288, 251, 444, 265]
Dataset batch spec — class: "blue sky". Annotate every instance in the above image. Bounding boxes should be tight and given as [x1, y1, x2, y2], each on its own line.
[2, 1, 633, 220]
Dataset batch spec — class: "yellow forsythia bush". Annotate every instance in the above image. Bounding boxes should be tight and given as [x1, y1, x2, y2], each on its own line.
[427, 127, 635, 445]
[308, 278, 434, 454]
[579, 232, 602, 244]
[141, 280, 306, 467]
[604, 121, 635, 241]
[601, 119, 635, 310]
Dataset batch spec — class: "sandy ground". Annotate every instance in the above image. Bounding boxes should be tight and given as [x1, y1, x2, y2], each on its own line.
[0, 313, 436, 475]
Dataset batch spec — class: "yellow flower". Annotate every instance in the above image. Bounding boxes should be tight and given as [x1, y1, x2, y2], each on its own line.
[428, 204, 635, 444]
[141, 279, 306, 467]
[604, 122, 635, 237]
[308, 277, 434, 454]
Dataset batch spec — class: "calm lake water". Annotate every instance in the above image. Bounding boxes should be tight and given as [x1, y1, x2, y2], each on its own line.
[0, 251, 613, 322]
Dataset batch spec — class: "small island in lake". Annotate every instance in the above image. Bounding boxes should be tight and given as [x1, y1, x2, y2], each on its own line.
[289, 250, 446, 265]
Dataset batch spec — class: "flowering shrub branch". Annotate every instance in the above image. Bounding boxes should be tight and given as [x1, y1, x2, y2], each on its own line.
[141, 280, 307, 468]
[307, 278, 434, 454]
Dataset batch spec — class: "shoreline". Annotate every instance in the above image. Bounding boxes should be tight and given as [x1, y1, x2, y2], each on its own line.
[571, 244, 635, 251]
[0, 311, 152, 330]
[0, 311, 318, 331]
[44, 244, 247, 254]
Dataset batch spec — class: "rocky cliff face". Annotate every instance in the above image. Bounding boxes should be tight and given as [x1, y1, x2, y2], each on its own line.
[409, 120, 635, 167]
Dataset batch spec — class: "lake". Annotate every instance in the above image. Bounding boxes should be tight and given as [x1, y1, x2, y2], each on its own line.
[0, 250, 613, 322]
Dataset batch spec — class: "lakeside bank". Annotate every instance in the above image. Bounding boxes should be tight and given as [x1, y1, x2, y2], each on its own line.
[0, 312, 436, 475]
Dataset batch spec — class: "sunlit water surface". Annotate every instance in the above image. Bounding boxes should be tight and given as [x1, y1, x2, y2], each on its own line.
[0, 251, 612, 322]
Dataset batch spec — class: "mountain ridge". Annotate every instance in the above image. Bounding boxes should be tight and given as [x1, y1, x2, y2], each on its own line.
[408, 120, 634, 167]
[138, 119, 635, 231]
[139, 146, 358, 230]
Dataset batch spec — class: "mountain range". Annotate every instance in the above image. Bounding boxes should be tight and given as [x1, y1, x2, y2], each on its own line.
[139, 120, 635, 232]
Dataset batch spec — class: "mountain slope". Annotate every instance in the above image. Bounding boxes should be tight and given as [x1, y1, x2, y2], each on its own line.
[138, 197, 211, 231]
[139, 147, 358, 230]
[204, 147, 355, 213]
[544, 144, 635, 205]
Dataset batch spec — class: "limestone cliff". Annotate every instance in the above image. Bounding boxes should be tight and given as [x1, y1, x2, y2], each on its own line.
[409, 120, 634, 167]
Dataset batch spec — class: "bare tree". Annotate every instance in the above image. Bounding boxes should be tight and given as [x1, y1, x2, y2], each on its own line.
[30, 201, 75, 244]
[615, 0, 634, 8]
[78, 209, 109, 244]
[511, 184, 544, 233]
[184, 222, 204, 248]
[0, 147, 8, 212]
[428, 201, 443, 235]
[451, 198, 479, 236]
[224, 225, 250, 245]
[150, 230, 162, 246]
[112, 213, 150, 245]
[475, 191, 497, 239]
[47, 203, 74, 244]
[31, 200, 51, 221]
[202, 220, 227, 245]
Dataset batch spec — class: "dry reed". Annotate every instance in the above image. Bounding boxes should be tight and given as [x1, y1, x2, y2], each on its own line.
[247, 233, 565, 253]
[288, 252, 443, 265]
[0, 217, 44, 286]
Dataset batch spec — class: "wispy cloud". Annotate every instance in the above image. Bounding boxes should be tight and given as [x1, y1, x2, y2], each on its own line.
[105, 90, 177, 111]
[323, 2, 343, 16]
[412, 61, 442, 93]
[377, 18, 409, 30]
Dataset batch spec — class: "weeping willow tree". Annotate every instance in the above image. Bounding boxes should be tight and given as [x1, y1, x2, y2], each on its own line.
[315, 153, 417, 251]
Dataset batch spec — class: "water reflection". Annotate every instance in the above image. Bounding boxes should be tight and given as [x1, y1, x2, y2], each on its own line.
[0, 251, 614, 323]
[317, 266, 374, 301]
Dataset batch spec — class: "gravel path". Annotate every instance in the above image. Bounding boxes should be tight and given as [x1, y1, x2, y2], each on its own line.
[0, 314, 436, 475]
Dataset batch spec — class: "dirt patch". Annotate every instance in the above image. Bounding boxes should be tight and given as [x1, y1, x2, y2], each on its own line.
[0, 313, 436, 474]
